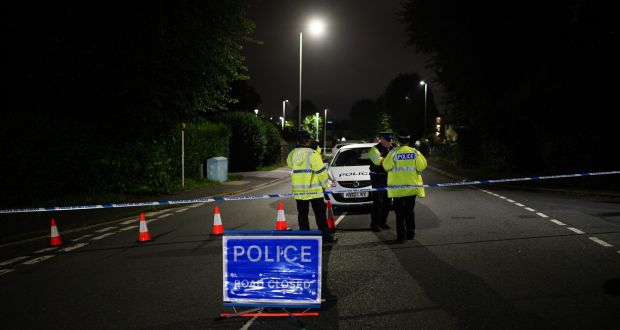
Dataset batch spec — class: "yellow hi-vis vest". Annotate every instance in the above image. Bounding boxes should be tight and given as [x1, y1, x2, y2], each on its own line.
[287, 147, 329, 200]
[382, 145, 427, 198]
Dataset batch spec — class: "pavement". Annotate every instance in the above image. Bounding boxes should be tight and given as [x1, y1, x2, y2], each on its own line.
[0, 167, 291, 246]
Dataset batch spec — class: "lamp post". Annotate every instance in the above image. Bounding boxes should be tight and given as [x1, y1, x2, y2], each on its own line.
[324, 108, 328, 150]
[254, 108, 259, 116]
[315, 112, 319, 141]
[420, 80, 428, 137]
[282, 99, 288, 130]
[279, 116, 284, 130]
[299, 18, 326, 130]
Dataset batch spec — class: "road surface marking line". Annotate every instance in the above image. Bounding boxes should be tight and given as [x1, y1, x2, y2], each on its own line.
[0, 256, 29, 266]
[73, 234, 93, 241]
[119, 225, 138, 231]
[146, 218, 159, 224]
[34, 247, 58, 253]
[514, 203, 524, 207]
[550, 219, 566, 226]
[567, 227, 585, 235]
[536, 212, 549, 218]
[60, 242, 88, 252]
[335, 212, 348, 226]
[524, 207, 536, 212]
[506, 199, 515, 203]
[498, 196, 507, 199]
[91, 233, 115, 240]
[0, 269, 15, 276]
[159, 214, 172, 218]
[22, 255, 55, 265]
[175, 208, 189, 213]
[95, 226, 116, 233]
[239, 315, 259, 330]
[589, 237, 613, 248]
[121, 219, 135, 225]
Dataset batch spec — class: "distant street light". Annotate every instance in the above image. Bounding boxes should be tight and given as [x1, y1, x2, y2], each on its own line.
[324, 108, 328, 150]
[282, 100, 288, 130]
[299, 18, 326, 130]
[254, 108, 259, 116]
[279, 116, 284, 130]
[420, 80, 428, 137]
[315, 112, 319, 141]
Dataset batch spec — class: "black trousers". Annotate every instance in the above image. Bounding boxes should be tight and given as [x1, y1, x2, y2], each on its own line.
[393, 195, 416, 240]
[296, 198, 329, 236]
[370, 189, 391, 228]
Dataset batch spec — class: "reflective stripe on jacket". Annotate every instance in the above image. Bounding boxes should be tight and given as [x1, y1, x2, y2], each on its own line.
[382, 145, 427, 198]
[287, 146, 329, 200]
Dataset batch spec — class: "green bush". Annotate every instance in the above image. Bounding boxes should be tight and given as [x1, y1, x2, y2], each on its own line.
[219, 112, 267, 171]
[182, 122, 231, 178]
[258, 120, 283, 165]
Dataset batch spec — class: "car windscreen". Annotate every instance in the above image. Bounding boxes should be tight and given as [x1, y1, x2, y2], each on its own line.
[332, 148, 372, 167]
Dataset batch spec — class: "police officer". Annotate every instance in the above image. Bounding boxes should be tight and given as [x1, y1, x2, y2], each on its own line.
[368, 132, 394, 232]
[382, 131, 427, 243]
[287, 131, 336, 243]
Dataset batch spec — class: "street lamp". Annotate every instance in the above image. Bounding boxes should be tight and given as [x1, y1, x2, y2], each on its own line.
[282, 100, 288, 130]
[420, 81, 428, 137]
[315, 112, 320, 141]
[254, 108, 259, 116]
[299, 18, 326, 130]
[324, 108, 328, 150]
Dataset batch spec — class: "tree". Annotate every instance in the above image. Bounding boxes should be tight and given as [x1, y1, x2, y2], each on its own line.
[228, 80, 262, 113]
[301, 114, 324, 142]
[349, 99, 383, 140]
[290, 100, 319, 132]
[401, 0, 618, 170]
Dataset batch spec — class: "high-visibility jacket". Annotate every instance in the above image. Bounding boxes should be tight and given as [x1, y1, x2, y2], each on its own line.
[287, 146, 329, 200]
[382, 145, 427, 198]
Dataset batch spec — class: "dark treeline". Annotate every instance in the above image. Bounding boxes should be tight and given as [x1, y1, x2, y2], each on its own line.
[402, 0, 619, 171]
[1, 1, 259, 207]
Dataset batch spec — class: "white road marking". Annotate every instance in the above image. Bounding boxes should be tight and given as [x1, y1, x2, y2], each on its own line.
[22, 255, 55, 265]
[239, 315, 259, 330]
[335, 212, 348, 226]
[550, 219, 566, 226]
[505, 199, 515, 203]
[567, 227, 585, 235]
[91, 233, 115, 240]
[73, 234, 93, 242]
[60, 242, 89, 252]
[524, 207, 536, 212]
[589, 237, 613, 248]
[159, 214, 172, 218]
[514, 203, 524, 207]
[536, 212, 549, 218]
[0, 269, 15, 276]
[34, 247, 58, 253]
[498, 196, 507, 199]
[175, 208, 189, 213]
[0, 256, 29, 266]
[119, 225, 138, 231]
[121, 219, 135, 225]
[95, 226, 116, 233]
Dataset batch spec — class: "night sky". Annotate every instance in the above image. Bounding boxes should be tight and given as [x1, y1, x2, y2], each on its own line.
[244, 0, 434, 120]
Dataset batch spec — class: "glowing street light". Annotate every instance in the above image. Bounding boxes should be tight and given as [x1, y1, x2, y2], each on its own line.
[282, 99, 288, 130]
[324, 108, 328, 150]
[254, 108, 259, 116]
[420, 80, 428, 136]
[299, 18, 326, 130]
[315, 112, 320, 141]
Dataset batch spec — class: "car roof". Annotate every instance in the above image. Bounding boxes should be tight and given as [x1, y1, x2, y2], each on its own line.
[337, 142, 376, 150]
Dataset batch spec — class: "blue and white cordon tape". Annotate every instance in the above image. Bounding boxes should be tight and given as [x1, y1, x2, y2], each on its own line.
[1, 170, 618, 214]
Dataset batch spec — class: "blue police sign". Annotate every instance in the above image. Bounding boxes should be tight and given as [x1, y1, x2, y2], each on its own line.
[223, 230, 322, 307]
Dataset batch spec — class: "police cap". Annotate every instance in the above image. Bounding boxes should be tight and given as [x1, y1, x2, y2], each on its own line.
[379, 132, 392, 141]
[297, 131, 311, 140]
[396, 131, 411, 140]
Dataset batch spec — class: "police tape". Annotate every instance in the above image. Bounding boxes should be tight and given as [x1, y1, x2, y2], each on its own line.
[1, 170, 618, 214]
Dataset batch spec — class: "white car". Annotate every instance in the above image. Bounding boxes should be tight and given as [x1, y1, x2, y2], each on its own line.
[325, 143, 375, 208]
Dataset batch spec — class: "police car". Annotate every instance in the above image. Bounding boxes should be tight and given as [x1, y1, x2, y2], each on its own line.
[325, 143, 375, 208]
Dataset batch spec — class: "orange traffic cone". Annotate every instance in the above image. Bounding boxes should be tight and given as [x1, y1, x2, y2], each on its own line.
[275, 202, 288, 231]
[326, 200, 337, 233]
[137, 213, 151, 242]
[50, 218, 63, 246]
[211, 207, 224, 235]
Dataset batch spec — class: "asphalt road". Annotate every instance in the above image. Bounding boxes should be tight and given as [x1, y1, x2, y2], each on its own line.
[1, 170, 619, 329]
